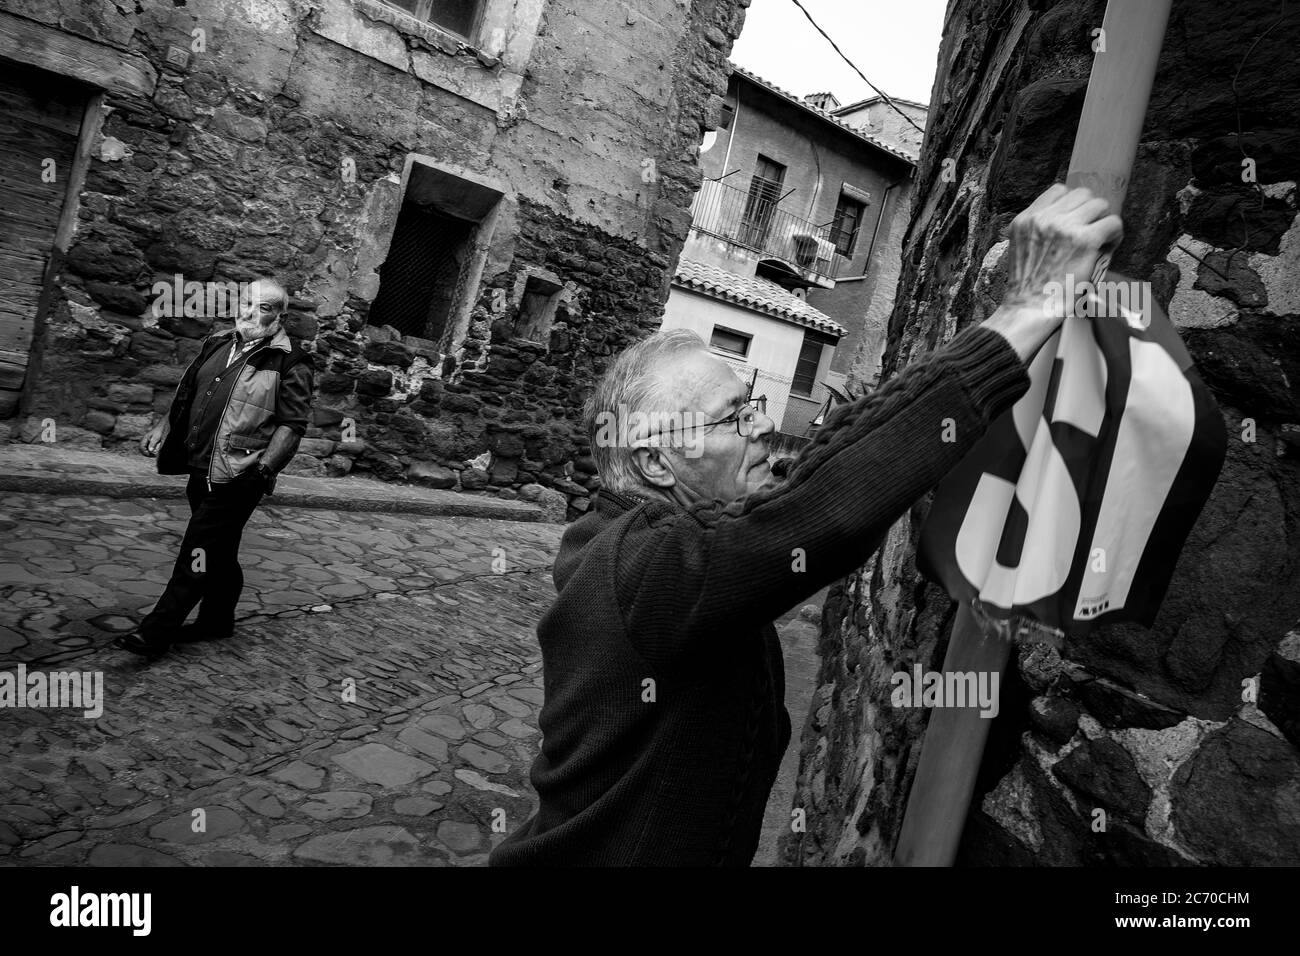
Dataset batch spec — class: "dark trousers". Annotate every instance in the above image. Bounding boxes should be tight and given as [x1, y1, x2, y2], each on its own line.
[140, 470, 265, 638]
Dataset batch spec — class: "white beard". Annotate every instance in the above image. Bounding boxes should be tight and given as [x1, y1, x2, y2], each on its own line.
[235, 316, 279, 341]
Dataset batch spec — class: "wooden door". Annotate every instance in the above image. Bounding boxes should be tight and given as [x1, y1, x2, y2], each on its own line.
[740, 154, 785, 248]
[0, 61, 87, 417]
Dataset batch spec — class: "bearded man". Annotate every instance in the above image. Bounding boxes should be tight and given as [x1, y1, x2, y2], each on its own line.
[117, 278, 315, 657]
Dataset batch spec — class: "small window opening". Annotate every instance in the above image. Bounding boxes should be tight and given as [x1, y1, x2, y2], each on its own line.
[369, 201, 476, 341]
[514, 274, 562, 343]
[379, 0, 483, 40]
[710, 325, 752, 358]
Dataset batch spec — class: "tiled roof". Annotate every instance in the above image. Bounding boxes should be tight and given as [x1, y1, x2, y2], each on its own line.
[672, 258, 847, 338]
[833, 94, 930, 114]
[729, 63, 919, 166]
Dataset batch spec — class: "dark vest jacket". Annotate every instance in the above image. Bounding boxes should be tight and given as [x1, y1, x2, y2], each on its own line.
[158, 327, 311, 484]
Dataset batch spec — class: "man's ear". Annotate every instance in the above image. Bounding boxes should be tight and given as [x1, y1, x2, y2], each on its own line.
[632, 446, 676, 489]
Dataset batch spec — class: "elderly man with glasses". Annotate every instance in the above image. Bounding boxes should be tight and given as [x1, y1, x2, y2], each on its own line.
[490, 184, 1123, 866]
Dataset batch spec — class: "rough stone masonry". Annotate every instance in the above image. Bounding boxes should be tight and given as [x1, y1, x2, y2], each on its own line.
[4, 0, 750, 520]
[783, 0, 1300, 866]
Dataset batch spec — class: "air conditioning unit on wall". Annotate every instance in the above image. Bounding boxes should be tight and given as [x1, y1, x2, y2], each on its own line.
[792, 232, 836, 273]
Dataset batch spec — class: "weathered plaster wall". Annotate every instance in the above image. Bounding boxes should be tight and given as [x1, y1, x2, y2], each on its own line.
[661, 285, 805, 428]
[784, 0, 1300, 866]
[835, 99, 928, 162]
[704, 79, 900, 261]
[808, 178, 913, 385]
[3, 0, 749, 517]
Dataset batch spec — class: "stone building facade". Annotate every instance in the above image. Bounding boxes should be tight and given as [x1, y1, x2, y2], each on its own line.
[0, 0, 749, 517]
[832, 95, 928, 165]
[666, 65, 917, 444]
[823, 94, 926, 392]
[783, 0, 1300, 866]
[686, 64, 920, 411]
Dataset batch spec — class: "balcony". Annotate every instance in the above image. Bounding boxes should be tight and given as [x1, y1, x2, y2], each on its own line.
[688, 178, 840, 285]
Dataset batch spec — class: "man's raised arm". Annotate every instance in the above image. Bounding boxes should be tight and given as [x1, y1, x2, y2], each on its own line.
[616, 184, 1122, 668]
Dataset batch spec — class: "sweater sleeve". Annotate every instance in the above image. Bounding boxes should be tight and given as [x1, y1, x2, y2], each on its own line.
[616, 323, 1030, 669]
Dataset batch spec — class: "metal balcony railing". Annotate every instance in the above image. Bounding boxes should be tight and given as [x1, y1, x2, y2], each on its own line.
[689, 178, 840, 282]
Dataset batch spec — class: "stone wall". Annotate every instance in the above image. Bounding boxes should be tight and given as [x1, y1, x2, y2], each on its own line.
[783, 0, 1300, 866]
[5, 0, 749, 519]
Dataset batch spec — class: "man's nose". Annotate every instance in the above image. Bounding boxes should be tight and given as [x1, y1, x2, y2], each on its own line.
[751, 408, 776, 440]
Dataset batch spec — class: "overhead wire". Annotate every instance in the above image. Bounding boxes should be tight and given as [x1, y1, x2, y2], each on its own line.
[787, 0, 928, 136]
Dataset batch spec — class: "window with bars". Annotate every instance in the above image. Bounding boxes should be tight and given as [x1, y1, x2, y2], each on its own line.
[378, 0, 483, 40]
[830, 192, 866, 257]
[368, 202, 475, 341]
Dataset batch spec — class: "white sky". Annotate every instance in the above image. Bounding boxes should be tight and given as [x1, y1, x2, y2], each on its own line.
[728, 0, 948, 106]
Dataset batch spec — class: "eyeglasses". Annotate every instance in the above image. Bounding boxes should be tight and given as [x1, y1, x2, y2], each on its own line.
[648, 395, 769, 442]
[704, 395, 768, 437]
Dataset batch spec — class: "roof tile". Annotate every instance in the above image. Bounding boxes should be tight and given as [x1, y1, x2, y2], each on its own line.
[671, 258, 846, 337]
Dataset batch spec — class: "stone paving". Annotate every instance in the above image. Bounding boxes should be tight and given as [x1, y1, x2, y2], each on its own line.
[0, 492, 563, 866]
[0, 490, 817, 866]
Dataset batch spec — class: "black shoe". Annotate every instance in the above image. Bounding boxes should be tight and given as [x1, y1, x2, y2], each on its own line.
[176, 622, 234, 644]
[115, 630, 174, 657]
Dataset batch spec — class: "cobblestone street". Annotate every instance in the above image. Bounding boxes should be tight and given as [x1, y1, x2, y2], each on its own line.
[0, 489, 818, 866]
[0, 492, 563, 866]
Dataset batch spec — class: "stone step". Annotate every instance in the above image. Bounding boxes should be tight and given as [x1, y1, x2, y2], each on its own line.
[0, 444, 545, 522]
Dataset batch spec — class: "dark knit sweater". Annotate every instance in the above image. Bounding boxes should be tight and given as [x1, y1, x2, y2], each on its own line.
[488, 325, 1030, 866]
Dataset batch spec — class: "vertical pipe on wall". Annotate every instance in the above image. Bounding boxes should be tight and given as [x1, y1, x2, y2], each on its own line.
[861, 178, 898, 276]
[721, 78, 741, 178]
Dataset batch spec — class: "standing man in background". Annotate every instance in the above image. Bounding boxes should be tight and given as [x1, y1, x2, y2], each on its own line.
[117, 278, 315, 657]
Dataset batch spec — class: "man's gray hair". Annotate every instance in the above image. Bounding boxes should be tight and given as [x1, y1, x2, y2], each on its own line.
[584, 328, 708, 493]
[246, 277, 289, 312]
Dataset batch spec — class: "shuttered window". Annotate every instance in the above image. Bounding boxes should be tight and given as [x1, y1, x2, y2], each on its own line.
[831, 193, 866, 257]
[791, 330, 828, 397]
[740, 155, 786, 247]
